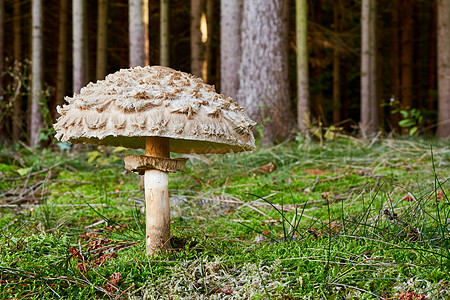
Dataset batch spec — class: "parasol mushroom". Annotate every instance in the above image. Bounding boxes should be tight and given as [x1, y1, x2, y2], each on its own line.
[54, 66, 256, 255]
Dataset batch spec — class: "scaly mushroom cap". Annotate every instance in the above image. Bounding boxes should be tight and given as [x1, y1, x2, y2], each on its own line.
[54, 66, 256, 154]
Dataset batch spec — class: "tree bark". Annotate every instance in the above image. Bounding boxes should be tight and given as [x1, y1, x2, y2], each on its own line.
[332, 4, 341, 124]
[12, 0, 22, 141]
[400, 0, 413, 110]
[73, 0, 88, 94]
[205, 0, 214, 83]
[296, 0, 310, 133]
[360, 0, 378, 137]
[341, 56, 349, 129]
[96, 0, 108, 79]
[376, 2, 384, 128]
[428, 0, 437, 115]
[389, 0, 400, 132]
[0, 0, 4, 136]
[160, 0, 170, 66]
[312, 0, 324, 122]
[13, 0, 21, 62]
[56, 0, 68, 112]
[220, 0, 241, 99]
[437, 0, 450, 138]
[129, 0, 149, 67]
[238, 0, 295, 144]
[30, 0, 44, 146]
[190, 0, 203, 77]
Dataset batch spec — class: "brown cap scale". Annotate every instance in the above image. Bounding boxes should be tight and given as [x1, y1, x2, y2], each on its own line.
[54, 66, 256, 255]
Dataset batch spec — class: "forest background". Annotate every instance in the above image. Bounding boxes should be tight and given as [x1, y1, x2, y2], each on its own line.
[0, 0, 449, 146]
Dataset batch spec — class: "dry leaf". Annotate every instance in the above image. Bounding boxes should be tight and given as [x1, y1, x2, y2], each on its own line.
[92, 252, 117, 267]
[69, 246, 83, 261]
[398, 291, 427, 300]
[258, 162, 276, 174]
[401, 193, 416, 202]
[105, 272, 122, 292]
[193, 177, 203, 183]
[436, 190, 444, 199]
[304, 169, 327, 175]
[78, 231, 99, 242]
[69, 246, 87, 273]
[221, 286, 233, 295]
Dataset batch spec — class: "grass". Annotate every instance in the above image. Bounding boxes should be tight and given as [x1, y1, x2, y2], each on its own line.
[0, 137, 449, 299]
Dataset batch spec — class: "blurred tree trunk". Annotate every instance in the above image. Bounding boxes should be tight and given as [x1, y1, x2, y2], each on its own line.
[0, 0, 4, 137]
[30, 0, 44, 146]
[428, 0, 437, 110]
[129, 0, 149, 67]
[96, 0, 108, 79]
[341, 55, 349, 129]
[296, 0, 310, 134]
[425, 0, 437, 136]
[160, 0, 169, 66]
[13, 0, 21, 60]
[376, 2, 384, 129]
[400, 0, 413, 110]
[73, 0, 88, 93]
[55, 0, 68, 113]
[312, 0, 324, 122]
[332, 3, 341, 124]
[389, 0, 400, 132]
[437, 0, 450, 138]
[220, 0, 241, 99]
[360, 0, 378, 137]
[190, 0, 204, 77]
[238, 0, 295, 144]
[12, 0, 22, 141]
[205, 0, 213, 83]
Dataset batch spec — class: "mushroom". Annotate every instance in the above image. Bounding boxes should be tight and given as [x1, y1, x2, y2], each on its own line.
[54, 66, 256, 255]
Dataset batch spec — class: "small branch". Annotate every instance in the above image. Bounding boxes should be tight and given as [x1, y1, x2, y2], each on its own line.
[327, 282, 381, 299]
[310, 175, 320, 191]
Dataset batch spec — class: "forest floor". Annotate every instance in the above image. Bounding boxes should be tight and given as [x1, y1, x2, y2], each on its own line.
[0, 136, 449, 299]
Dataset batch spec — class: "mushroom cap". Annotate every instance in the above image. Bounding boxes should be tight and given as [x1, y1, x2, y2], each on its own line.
[54, 66, 256, 154]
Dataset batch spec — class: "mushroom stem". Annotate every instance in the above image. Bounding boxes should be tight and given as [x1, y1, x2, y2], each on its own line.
[145, 136, 170, 255]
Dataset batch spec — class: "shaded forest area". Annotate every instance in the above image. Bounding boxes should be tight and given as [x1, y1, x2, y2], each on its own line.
[0, 0, 448, 145]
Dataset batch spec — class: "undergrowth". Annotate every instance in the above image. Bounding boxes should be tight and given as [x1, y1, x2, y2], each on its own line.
[0, 137, 449, 299]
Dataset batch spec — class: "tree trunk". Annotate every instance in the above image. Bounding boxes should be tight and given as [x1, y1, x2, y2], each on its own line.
[205, 0, 214, 83]
[376, 3, 384, 129]
[73, 0, 88, 93]
[296, 0, 309, 133]
[360, 0, 378, 137]
[332, 4, 341, 124]
[428, 0, 437, 112]
[341, 55, 349, 129]
[129, 0, 149, 67]
[437, 0, 450, 138]
[238, 0, 295, 144]
[312, 0, 324, 122]
[56, 0, 68, 112]
[160, 0, 169, 66]
[389, 0, 400, 132]
[0, 0, 4, 137]
[30, 0, 44, 146]
[13, 0, 21, 61]
[96, 0, 108, 79]
[400, 0, 413, 110]
[220, 0, 241, 99]
[190, 0, 203, 77]
[12, 0, 22, 141]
